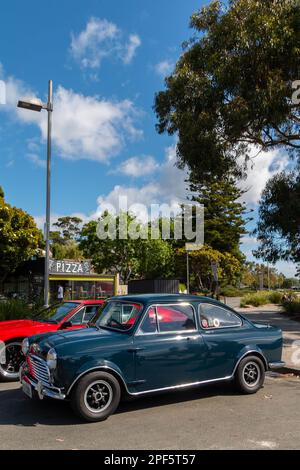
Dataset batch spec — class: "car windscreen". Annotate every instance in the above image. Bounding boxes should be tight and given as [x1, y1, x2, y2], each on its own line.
[96, 301, 142, 332]
[38, 302, 80, 323]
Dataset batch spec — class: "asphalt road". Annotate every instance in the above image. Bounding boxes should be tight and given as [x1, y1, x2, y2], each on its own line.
[0, 374, 300, 450]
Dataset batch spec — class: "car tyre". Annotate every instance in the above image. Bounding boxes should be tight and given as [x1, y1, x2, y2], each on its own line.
[235, 355, 265, 394]
[0, 340, 23, 382]
[71, 371, 121, 422]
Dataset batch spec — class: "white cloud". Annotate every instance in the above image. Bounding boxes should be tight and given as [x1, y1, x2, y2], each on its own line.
[5, 159, 14, 168]
[238, 147, 290, 206]
[122, 35, 141, 64]
[0, 70, 142, 163]
[116, 155, 159, 177]
[155, 60, 174, 77]
[46, 86, 142, 162]
[27, 153, 46, 169]
[70, 18, 141, 70]
[94, 145, 189, 221]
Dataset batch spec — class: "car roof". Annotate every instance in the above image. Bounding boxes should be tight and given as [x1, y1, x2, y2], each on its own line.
[109, 293, 220, 304]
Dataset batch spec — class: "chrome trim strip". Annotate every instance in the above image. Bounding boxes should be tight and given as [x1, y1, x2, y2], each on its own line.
[268, 361, 285, 369]
[129, 375, 232, 396]
[67, 365, 233, 397]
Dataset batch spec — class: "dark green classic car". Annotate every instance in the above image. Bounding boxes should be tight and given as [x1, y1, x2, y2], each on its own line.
[20, 294, 284, 422]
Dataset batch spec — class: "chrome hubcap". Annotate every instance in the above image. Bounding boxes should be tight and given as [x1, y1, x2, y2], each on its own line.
[84, 380, 113, 413]
[243, 361, 260, 387]
[0, 343, 23, 378]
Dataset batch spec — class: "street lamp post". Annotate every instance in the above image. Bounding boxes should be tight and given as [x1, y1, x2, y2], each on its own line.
[18, 80, 53, 307]
[186, 251, 190, 294]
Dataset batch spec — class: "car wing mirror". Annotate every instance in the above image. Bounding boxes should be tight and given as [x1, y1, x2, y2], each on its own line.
[60, 320, 73, 329]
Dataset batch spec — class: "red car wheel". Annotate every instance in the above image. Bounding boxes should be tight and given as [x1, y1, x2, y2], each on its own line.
[0, 340, 23, 382]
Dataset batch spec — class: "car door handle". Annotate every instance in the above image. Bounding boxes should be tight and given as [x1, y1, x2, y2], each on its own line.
[127, 347, 144, 353]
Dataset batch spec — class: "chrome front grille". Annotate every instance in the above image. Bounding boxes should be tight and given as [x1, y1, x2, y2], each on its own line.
[28, 354, 51, 385]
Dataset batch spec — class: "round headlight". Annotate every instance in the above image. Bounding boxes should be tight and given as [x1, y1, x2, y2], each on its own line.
[21, 338, 29, 356]
[46, 348, 57, 370]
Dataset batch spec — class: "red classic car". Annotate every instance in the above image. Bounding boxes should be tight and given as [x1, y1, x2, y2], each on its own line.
[0, 300, 104, 382]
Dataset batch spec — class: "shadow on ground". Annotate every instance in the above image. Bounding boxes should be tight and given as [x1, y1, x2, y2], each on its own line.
[0, 382, 236, 427]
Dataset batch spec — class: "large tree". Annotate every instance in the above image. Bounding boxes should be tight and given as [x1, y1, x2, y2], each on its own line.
[50, 216, 84, 259]
[176, 244, 242, 291]
[190, 176, 248, 258]
[80, 213, 143, 284]
[254, 170, 300, 265]
[79, 212, 177, 283]
[155, 0, 300, 183]
[0, 186, 43, 284]
[51, 216, 83, 243]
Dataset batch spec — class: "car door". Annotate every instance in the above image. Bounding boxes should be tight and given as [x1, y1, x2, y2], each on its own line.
[198, 302, 247, 380]
[133, 303, 208, 392]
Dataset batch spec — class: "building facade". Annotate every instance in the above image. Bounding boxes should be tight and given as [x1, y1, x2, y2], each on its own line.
[2, 257, 118, 303]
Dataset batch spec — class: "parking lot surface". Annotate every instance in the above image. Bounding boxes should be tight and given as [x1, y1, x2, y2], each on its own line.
[0, 374, 299, 450]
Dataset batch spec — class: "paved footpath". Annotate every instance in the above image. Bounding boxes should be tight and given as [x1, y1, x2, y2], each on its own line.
[237, 305, 300, 372]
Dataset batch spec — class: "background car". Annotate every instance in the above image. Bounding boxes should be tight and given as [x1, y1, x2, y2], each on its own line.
[20, 294, 284, 422]
[0, 299, 104, 381]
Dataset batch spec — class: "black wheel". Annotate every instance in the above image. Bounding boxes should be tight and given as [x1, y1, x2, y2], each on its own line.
[235, 355, 265, 394]
[0, 340, 24, 382]
[71, 371, 121, 422]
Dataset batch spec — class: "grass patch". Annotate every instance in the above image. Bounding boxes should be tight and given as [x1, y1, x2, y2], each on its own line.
[240, 291, 283, 307]
[219, 286, 253, 297]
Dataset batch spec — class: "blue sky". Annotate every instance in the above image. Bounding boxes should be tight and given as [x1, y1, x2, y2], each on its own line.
[0, 0, 296, 277]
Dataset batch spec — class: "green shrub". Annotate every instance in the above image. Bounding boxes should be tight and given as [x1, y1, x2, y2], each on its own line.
[282, 300, 300, 316]
[268, 291, 283, 304]
[240, 291, 283, 307]
[220, 286, 253, 297]
[0, 300, 35, 321]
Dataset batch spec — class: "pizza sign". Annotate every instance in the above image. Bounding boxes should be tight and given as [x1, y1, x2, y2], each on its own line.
[49, 260, 91, 275]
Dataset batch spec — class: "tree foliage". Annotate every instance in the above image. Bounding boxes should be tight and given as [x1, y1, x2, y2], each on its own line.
[50, 216, 83, 260]
[241, 261, 285, 289]
[155, 0, 300, 183]
[190, 176, 248, 257]
[52, 216, 83, 243]
[176, 244, 242, 291]
[79, 213, 176, 283]
[255, 170, 300, 264]
[80, 213, 143, 284]
[0, 186, 43, 282]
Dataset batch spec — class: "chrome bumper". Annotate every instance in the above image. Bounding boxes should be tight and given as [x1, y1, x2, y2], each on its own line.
[268, 361, 285, 370]
[20, 366, 66, 401]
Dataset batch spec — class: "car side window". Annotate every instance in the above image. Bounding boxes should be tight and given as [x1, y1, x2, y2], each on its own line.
[157, 305, 196, 333]
[70, 307, 85, 325]
[199, 303, 242, 329]
[139, 307, 158, 334]
[83, 305, 99, 323]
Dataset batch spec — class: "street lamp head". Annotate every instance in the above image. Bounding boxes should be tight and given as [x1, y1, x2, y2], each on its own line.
[17, 98, 43, 112]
